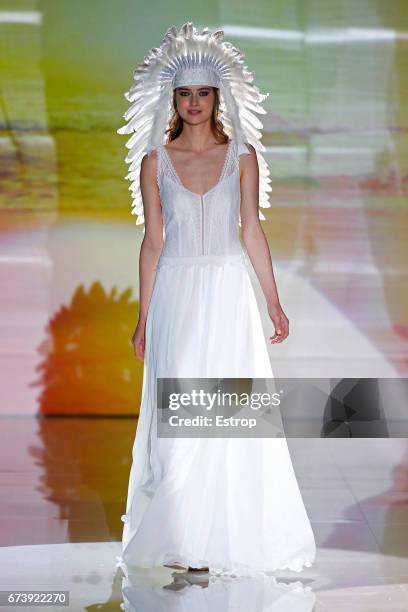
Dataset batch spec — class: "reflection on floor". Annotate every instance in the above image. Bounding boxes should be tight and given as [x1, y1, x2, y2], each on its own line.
[0, 542, 407, 610]
[0, 419, 407, 609]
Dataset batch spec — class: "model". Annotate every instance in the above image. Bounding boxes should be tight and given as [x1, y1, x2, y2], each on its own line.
[116, 22, 316, 578]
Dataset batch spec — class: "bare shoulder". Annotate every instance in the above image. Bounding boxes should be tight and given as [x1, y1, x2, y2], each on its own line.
[141, 149, 158, 169]
[245, 143, 256, 156]
[239, 143, 257, 162]
[139, 149, 160, 197]
[239, 143, 258, 176]
[140, 149, 158, 180]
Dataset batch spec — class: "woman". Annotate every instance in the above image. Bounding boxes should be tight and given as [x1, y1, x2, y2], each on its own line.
[117, 22, 316, 577]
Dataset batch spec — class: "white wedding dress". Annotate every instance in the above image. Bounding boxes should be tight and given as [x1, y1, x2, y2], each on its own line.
[117, 139, 316, 577]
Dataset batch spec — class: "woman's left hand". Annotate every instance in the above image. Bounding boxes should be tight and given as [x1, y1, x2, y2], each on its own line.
[268, 302, 289, 343]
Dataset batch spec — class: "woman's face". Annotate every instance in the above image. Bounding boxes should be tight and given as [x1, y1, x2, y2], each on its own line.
[175, 86, 215, 125]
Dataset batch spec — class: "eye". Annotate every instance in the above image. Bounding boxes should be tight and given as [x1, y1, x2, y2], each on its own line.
[178, 90, 210, 96]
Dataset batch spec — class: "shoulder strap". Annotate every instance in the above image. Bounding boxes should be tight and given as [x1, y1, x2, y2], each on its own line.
[221, 139, 236, 177]
[154, 145, 163, 190]
[232, 141, 251, 172]
[237, 142, 250, 156]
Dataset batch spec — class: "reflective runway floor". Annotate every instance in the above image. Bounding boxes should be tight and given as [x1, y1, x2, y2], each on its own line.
[0, 420, 407, 610]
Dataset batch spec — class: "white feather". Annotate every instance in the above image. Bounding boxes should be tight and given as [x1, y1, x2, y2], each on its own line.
[117, 21, 272, 226]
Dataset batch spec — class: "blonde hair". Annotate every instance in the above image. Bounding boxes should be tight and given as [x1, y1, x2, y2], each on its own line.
[165, 87, 229, 144]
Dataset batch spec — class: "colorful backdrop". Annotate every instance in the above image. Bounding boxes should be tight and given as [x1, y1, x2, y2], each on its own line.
[1, 0, 408, 419]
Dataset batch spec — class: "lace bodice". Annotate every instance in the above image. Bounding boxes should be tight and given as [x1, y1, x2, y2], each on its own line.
[153, 139, 250, 257]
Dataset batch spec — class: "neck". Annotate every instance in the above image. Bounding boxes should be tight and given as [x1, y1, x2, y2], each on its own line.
[177, 125, 220, 151]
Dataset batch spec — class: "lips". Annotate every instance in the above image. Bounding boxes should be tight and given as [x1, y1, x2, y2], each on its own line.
[188, 110, 201, 115]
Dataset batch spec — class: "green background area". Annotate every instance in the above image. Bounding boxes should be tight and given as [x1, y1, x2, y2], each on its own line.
[1, 0, 406, 210]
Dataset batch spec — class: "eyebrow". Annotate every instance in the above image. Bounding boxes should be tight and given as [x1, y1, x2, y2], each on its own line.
[178, 87, 211, 91]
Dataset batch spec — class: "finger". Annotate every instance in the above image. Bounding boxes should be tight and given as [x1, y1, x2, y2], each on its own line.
[270, 326, 288, 343]
[270, 323, 283, 339]
[271, 335, 284, 344]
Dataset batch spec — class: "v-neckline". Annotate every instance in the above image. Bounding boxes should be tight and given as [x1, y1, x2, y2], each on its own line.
[161, 139, 233, 198]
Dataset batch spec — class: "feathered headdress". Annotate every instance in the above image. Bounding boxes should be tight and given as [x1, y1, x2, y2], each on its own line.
[117, 22, 272, 228]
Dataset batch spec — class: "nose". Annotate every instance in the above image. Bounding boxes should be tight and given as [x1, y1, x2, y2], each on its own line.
[190, 92, 200, 106]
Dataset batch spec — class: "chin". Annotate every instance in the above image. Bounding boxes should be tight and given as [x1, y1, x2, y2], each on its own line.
[184, 114, 207, 123]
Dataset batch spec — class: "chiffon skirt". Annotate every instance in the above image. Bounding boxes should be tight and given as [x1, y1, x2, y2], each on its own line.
[117, 253, 316, 577]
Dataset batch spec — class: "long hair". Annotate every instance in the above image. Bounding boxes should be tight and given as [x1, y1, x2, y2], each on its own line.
[165, 87, 229, 144]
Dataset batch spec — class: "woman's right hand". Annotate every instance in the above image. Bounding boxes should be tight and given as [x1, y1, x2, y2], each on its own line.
[131, 319, 146, 361]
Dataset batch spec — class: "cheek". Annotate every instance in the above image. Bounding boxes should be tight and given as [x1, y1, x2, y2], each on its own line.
[176, 96, 191, 109]
[177, 98, 188, 110]
[202, 96, 214, 110]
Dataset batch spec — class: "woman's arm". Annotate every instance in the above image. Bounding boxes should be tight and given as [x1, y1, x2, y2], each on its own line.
[131, 150, 164, 359]
[240, 145, 289, 343]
